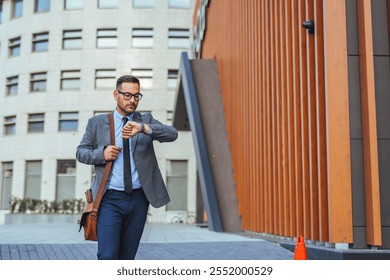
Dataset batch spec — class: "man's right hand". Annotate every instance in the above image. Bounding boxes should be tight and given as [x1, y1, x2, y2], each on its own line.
[104, 145, 122, 161]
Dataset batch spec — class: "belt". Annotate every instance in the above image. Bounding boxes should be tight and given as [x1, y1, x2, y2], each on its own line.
[107, 188, 143, 194]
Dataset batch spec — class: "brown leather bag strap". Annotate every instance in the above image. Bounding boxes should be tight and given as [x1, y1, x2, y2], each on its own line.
[92, 113, 115, 212]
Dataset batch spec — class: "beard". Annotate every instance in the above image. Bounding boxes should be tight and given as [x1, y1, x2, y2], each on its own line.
[117, 102, 137, 116]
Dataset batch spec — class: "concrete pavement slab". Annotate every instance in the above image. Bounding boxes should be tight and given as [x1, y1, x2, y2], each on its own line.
[0, 223, 294, 260]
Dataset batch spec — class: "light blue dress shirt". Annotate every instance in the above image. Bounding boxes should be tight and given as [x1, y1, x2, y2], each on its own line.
[108, 110, 141, 190]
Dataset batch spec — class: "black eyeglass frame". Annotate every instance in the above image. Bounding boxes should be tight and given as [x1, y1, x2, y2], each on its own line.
[116, 90, 143, 101]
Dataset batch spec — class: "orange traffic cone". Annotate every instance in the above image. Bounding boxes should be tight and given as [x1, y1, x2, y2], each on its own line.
[293, 236, 308, 260]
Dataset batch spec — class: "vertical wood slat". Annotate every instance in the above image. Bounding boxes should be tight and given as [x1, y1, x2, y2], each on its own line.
[306, 0, 320, 241]
[265, 0, 272, 233]
[285, 0, 297, 237]
[314, 0, 329, 242]
[260, 0, 267, 232]
[323, 0, 353, 243]
[292, 0, 304, 236]
[276, 0, 284, 237]
[280, 0, 290, 237]
[357, 0, 382, 246]
[298, 0, 311, 239]
[254, 0, 261, 232]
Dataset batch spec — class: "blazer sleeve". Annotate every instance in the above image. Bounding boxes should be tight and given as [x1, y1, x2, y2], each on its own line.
[76, 118, 106, 165]
[145, 114, 178, 143]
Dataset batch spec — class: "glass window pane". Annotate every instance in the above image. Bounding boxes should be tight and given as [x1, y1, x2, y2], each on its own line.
[59, 120, 78, 131]
[13, 0, 23, 18]
[57, 160, 76, 174]
[0, 1, 3, 24]
[8, 85, 18, 95]
[132, 29, 153, 37]
[62, 70, 80, 78]
[31, 80, 46, 91]
[96, 70, 115, 77]
[56, 176, 75, 200]
[27, 161, 42, 175]
[61, 79, 80, 90]
[29, 113, 44, 120]
[28, 122, 44, 132]
[168, 38, 190, 48]
[60, 112, 78, 119]
[133, 0, 154, 8]
[132, 38, 153, 48]
[35, 0, 50, 12]
[10, 47, 20, 56]
[169, 0, 190, 8]
[63, 30, 82, 38]
[1, 162, 13, 210]
[98, 0, 118, 8]
[25, 161, 42, 200]
[96, 78, 115, 89]
[34, 33, 49, 41]
[5, 125, 16, 135]
[65, 0, 83, 10]
[97, 37, 117, 48]
[63, 39, 82, 49]
[33, 41, 48, 52]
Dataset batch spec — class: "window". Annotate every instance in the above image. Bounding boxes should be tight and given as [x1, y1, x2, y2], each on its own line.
[97, 28, 117, 48]
[61, 70, 80, 90]
[167, 111, 173, 123]
[168, 28, 190, 48]
[9, 37, 21, 57]
[35, 0, 50, 13]
[133, 0, 154, 8]
[95, 69, 115, 89]
[30, 72, 47, 92]
[168, 0, 190, 9]
[56, 160, 76, 201]
[98, 0, 118, 8]
[12, 0, 23, 18]
[131, 69, 153, 89]
[63, 30, 82, 49]
[25, 161, 42, 199]
[6, 76, 19, 96]
[59, 112, 78, 132]
[1, 162, 13, 210]
[0, 1, 3, 24]
[132, 28, 153, 48]
[64, 0, 83, 10]
[32, 32, 49, 52]
[167, 69, 178, 89]
[27, 113, 44, 133]
[4, 116, 16, 136]
[166, 160, 188, 211]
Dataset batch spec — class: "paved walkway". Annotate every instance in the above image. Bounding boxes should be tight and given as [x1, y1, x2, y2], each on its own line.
[0, 223, 294, 260]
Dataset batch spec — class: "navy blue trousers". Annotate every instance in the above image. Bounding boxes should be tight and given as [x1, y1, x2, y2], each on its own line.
[97, 189, 149, 260]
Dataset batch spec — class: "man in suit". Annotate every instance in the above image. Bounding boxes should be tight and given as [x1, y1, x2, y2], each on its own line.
[76, 75, 178, 259]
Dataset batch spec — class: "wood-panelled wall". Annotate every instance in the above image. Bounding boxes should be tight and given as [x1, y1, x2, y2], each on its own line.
[198, 0, 362, 243]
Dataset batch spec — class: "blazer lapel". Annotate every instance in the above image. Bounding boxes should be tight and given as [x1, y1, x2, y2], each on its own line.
[131, 112, 142, 153]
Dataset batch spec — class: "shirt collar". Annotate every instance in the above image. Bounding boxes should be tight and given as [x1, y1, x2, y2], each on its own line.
[114, 109, 134, 122]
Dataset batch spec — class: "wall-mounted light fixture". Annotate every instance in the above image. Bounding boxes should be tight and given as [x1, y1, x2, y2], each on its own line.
[302, 20, 315, 34]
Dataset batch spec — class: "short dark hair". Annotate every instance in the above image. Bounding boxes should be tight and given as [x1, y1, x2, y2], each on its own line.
[116, 75, 140, 90]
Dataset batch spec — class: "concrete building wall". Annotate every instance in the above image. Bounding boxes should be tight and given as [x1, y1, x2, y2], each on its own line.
[0, 0, 197, 223]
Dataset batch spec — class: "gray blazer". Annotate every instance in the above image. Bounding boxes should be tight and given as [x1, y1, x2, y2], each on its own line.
[76, 112, 178, 208]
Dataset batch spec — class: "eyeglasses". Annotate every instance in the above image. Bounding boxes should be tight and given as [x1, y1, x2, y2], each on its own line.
[117, 90, 143, 101]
